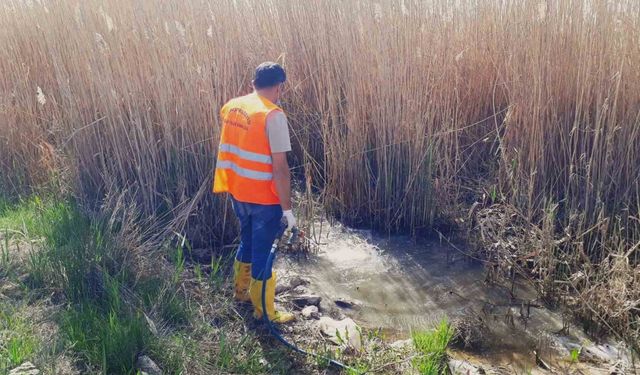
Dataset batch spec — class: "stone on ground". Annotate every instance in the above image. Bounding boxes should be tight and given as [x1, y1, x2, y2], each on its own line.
[317, 316, 362, 350]
[276, 276, 310, 294]
[9, 362, 40, 375]
[301, 305, 319, 319]
[136, 355, 162, 375]
[334, 298, 361, 310]
[292, 294, 322, 307]
[448, 359, 485, 375]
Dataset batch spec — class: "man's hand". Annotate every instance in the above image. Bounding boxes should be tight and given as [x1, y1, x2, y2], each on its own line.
[282, 209, 297, 230]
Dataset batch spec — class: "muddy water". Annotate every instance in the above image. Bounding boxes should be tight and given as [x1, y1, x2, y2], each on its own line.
[275, 223, 636, 373]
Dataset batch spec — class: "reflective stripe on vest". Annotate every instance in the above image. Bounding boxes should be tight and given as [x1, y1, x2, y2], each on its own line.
[218, 143, 272, 165]
[215, 160, 273, 181]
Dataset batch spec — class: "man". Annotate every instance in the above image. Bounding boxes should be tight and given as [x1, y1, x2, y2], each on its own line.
[213, 62, 296, 323]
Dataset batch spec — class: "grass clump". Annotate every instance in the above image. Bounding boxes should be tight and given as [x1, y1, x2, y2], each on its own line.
[0, 302, 38, 372]
[30, 200, 153, 374]
[0, 198, 156, 374]
[0, 197, 43, 236]
[60, 305, 150, 374]
[412, 319, 454, 375]
[1, 197, 297, 374]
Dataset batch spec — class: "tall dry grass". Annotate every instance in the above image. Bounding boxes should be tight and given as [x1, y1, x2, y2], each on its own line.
[1, 0, 639, 339]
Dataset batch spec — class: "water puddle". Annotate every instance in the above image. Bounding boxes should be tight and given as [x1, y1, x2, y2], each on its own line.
[275, 222, 637, 373]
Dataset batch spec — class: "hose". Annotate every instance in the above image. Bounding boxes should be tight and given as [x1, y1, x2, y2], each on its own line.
[259, 224, 361, 374]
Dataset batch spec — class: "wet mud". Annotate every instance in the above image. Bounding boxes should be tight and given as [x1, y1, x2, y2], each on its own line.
[275, 222, 638, 374]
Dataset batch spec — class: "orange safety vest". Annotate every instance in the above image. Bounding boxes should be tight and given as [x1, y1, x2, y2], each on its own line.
[213, 92, 282, 205]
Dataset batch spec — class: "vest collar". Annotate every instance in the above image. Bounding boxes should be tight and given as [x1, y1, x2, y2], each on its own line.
[253, 91, 280, 108]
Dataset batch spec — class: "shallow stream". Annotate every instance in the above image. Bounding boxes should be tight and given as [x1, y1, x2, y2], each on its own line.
[275, 222, 637, 374]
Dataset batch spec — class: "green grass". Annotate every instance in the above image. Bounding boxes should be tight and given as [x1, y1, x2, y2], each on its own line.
[0, 302, 38, 372]
[39, 201, 164, 374]
[0, 197, 256, 374]
[0, 196, 44, 235]
[61, 305, 150, 374]
[570, 347, 580, 363]
[0, 198, 153, 374]
[147, 335, 192, 374]
[1, 229, 11, 276]
[215, 330, 268, 373]
[2, 195, 422, 375]
[412, 319, 454, 375]
[138, 277, 191, 327]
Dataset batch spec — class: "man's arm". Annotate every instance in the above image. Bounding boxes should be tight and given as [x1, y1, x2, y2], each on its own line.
[272, 152, 292, 210]
[266, 111, 293, 211]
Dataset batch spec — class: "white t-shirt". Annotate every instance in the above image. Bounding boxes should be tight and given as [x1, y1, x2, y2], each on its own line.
[266, 111, 291, 153]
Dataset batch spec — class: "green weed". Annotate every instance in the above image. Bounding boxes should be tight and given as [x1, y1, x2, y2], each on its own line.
[412, 319, 454, 375]
[0, 197, 40, 235]
[6, 336, 36, 367]
[171, 235, 187, 285]
[194, 263, 203, 283]
[0, 229, 10, 274]
[0, 303, 38, 371]
[39, 205, 150, 374]
[209, 254, 229, 288]
[214, 331, 269, 373]
[147, 335, 195, 375]
[311, 343, 337, 370]
[25, 246, 48, 289]
[570, 347, 580, 363]
[4, 199, 151, 374]
[138, 277, 190, 327]
[61, 304, 150, 374]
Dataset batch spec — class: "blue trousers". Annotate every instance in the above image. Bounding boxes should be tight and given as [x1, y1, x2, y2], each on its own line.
[231, 197, 283, 280]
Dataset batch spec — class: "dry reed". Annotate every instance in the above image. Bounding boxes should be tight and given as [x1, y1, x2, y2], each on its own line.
[1, 0, 639, 341]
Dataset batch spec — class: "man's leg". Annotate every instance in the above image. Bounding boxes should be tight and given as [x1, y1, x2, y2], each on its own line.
[248, 203, 294, 323]
[232, 198, 252, 302]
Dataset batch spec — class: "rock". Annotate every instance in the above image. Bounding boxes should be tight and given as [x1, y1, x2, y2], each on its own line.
[136, 355, 162, 375]
[9, 362, 39, 375]
[448, 359, 485, 375]
[318, 299, 331, 312]
[276, 276, 310, 294]
[292, 294, 322, 307]
[317, 299, 346, 320]
[317, 317, 362, 350]
[290, 285, 311, 295]
[301, 305, 319, 319]
[334, 298, 361, 310]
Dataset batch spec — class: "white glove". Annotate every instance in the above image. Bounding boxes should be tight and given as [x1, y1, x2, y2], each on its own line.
[282, 209, 297, 231]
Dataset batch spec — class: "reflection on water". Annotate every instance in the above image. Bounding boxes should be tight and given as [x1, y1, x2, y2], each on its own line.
[275, 223, 604, 370]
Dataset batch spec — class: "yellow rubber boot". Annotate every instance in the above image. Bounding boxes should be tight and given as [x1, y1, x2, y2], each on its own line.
[233, 260, 252, 303]
[249, 272, 295, 324]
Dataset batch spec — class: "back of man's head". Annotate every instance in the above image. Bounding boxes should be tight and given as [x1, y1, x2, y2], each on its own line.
[253, 62, 286, 89]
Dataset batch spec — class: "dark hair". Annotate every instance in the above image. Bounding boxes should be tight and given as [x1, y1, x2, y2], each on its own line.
[253, 62, 286, 89]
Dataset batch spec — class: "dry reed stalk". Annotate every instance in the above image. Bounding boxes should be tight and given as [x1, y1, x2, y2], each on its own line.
[0, 0, 639, 337]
